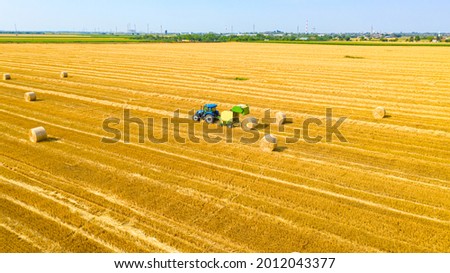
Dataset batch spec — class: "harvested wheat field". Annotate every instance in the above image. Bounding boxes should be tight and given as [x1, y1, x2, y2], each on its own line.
[0, 43, 449, 253]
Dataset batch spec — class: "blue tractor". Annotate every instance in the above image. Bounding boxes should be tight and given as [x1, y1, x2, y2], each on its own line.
[192, 103, 220, 124]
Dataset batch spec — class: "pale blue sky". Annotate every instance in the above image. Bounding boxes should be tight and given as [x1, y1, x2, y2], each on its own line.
[0, 0, 448, 33]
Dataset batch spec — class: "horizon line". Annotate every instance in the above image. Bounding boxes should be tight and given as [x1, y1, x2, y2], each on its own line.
[0, 30, 449, 35]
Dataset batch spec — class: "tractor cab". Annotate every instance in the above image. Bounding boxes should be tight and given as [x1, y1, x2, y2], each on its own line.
[193, 103, 220, 124]
[204, 104, 218, 114]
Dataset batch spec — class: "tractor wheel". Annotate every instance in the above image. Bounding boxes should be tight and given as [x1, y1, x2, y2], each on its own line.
[205, 115, 215, 124]
[192, 115, 201, 122]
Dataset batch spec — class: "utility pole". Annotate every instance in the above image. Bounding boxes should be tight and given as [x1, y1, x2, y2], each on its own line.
[253, 24, 255, 33]
[14, 24, 18, 36]
[147, 24, 149, 34]
[160, 25, 163, 35]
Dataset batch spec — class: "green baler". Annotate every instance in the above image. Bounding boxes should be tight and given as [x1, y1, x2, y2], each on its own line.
[231, 104, 250, 116]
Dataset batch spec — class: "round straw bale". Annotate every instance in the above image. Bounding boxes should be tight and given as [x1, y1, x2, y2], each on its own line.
[276, 112, 286, 125]
[24, 92, 37, 102]
[29, 127, 47, 143]
[60, 71, 68, 78]
[373, 107, 386, 119]
[241, 116, 258, 130]
[260, 134, 277, 152]
[3, 73, 11, 80]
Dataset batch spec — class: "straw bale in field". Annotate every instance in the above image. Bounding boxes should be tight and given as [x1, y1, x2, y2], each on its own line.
[373, 107, 386, 119]
[29, 127, 47, 143]
[260, 134, 277, 152]
[24, 92, 37, 102]
[276, 112, 286, 125]
[242, 116, 258, 130]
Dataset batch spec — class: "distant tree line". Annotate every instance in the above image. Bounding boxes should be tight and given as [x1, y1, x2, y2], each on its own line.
[129, 33, 449, 43]
[130, 33, 340, 42]
[407, 35, 450, 42]
[1, 31, 448, 43]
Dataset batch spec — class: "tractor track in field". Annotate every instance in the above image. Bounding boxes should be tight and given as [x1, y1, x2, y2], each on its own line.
[0, 136, 380, 252]
[1, 89, 448, 171]
[2, 88, 448, 169]
[3, 69, 450, 127]
[0, 136, 426, 252]
[0, 155, 249, 252]
[1, 94, 448, 183]
[0, 127, 442, 251]
[1, 109, 449, 229]
[2, 60, 450, 122]
[0, 219, 56, 252]
[1, 90, 447, 184]
[4, 69, 450, 132]
[1, 105, 449, 211]
[3, 61, 445, 128]
[0, 194, 125, 252]
[1, 43, 449, 252]
[0, 175, 179, 253]
[36, 143, 446, 252]
[2, 82, 450, 165]
[2, 54, 450, 102]
[3, 71, 450, 137]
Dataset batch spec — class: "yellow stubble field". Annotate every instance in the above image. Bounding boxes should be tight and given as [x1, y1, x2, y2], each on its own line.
[0, 43, 449, 252]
